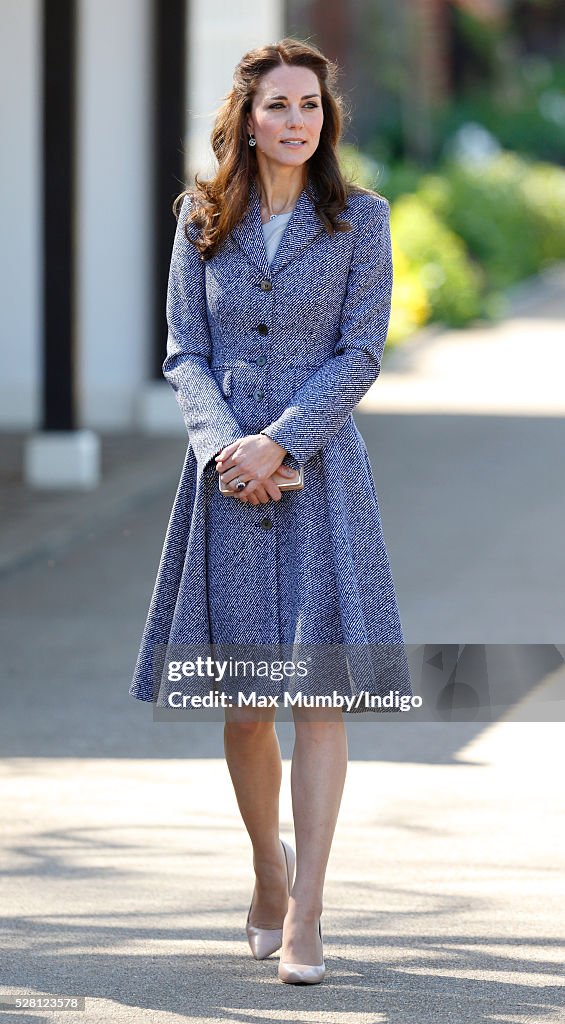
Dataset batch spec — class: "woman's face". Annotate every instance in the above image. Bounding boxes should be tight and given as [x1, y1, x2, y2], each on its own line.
[245, 64, 324, 172]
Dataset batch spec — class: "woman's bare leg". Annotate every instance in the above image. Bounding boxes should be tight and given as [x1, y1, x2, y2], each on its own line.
[224, 706, 289, 927]
[281, 707, 348, 965]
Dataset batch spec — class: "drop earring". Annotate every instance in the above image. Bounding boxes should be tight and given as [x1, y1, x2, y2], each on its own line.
[248, 133, 256, 147]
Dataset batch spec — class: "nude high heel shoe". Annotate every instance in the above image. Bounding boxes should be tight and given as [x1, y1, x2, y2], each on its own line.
[245, 838, 295, 960]
[278, 917, 326, 985]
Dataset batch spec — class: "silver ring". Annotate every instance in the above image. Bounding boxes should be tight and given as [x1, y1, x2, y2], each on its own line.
[235, 477, 246, 491]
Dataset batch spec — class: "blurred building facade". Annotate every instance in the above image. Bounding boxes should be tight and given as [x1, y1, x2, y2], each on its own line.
[3, 0, 563, 487]
[287, 0, 565, 162]
[0, 0, 282, 483]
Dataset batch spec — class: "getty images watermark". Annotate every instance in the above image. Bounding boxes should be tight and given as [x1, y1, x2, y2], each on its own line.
[154, 645, 421, 714]
[167, 686, 419, 713]
[147, 643, 565, 722]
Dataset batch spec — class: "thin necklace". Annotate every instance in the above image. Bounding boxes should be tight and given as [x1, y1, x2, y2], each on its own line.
[262, 204, 295, 220]
[259, 187, 303, 221]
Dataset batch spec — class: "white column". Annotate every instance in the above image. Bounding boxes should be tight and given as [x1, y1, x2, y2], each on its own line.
[77, 0, 153, 430]
[0, 0, 41, 429]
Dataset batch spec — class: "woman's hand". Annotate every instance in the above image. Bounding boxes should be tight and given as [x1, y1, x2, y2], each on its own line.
[215, 434, 296, 505]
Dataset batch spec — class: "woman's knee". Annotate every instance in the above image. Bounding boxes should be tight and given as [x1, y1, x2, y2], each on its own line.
[293, 715, 346, 745]
[292, 706, 345, 729]
[224, 706, 277, 735]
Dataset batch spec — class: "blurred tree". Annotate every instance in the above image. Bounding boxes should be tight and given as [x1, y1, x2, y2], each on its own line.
[310, 0, 351, 70]
[513, 0, 565, 58]
[396, 0, 451, 164]
[285, 0, 565, 164]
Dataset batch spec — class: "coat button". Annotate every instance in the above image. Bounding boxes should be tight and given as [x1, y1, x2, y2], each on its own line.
[255, 354, 267, 366]
[260, 517, 273, 529]
[257, 323, 269, 335]
[254, 388, 266, 401]
[260, 280, 272, 292]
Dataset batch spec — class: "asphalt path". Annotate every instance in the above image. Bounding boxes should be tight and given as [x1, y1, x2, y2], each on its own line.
[1, 269, 564, 1021]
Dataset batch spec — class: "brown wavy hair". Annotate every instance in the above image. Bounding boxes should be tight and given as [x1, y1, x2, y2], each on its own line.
[172, 37, 380, 260]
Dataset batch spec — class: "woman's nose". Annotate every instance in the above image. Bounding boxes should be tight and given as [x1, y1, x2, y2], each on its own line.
[286, 109, 304, 127]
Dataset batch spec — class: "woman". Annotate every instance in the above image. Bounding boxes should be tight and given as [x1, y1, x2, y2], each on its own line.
[130, 37, 413, 985]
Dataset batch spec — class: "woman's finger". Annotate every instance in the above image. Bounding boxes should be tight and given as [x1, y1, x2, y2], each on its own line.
[215, 440, 241, 464]
[264, 480, 283, 501]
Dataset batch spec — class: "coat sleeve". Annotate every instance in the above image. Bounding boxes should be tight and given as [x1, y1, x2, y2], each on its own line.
[162, 195, 247, 472]
[259, 198, 393, 467]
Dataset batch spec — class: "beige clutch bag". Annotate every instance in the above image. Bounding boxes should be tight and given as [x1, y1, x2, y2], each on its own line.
[219, 465, 304, 495]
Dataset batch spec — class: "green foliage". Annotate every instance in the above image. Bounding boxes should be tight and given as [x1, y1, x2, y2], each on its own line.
[390, 195, 483, 326]
[434, 59, 565, 165]
[420, 153, 565, 288]
[338, 143, 565, 342]
[338, 143, 387, 192]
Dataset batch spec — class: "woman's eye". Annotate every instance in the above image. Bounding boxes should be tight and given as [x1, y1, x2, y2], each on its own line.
[268, 102, 318, 109]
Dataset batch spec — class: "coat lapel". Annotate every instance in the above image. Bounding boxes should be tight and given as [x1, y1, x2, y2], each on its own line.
[230, 176, 325, 280]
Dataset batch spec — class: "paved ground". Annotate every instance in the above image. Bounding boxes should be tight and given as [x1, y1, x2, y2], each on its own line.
[1, 264, 564, 1022]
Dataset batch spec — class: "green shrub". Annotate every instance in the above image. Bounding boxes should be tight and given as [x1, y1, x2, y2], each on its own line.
[418, 152, 565, 290]
[434, 58, 565, 166]
[519, 161, 565, 264]
[388, 244, 430, 345]
[390, 194, 483, 326]
[420, 155, 538, 289]
[337, 143, 565, 341]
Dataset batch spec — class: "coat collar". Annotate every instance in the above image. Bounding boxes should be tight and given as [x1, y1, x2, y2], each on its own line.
[230, 175, 325, 279]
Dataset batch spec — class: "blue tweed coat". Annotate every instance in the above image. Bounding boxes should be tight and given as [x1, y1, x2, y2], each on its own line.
[129, 175, 413, 712]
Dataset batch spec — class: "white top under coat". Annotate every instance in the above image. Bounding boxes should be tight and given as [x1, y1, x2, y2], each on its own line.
[262, 211, 293, 265]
